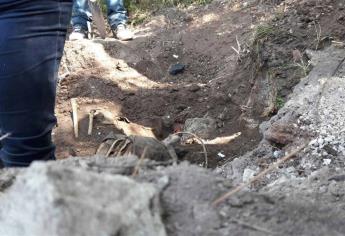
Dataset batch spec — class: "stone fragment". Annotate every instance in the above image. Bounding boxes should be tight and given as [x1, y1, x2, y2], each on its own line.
[264, 123, 297, 145]
[0, 163, 167, 236]
[184, 117, 217, 139]
[242, 168, 256, 182]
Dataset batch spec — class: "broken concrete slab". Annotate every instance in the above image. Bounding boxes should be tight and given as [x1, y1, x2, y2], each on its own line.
[0, 162, 167, 236]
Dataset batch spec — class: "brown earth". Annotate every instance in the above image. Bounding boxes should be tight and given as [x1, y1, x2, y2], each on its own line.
[55, 0, 345, 168]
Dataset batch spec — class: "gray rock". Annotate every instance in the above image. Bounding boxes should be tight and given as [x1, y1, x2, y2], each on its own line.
[145, 163, 224, 236]
[242, 168, 256, 182]
[0, 162, 167, 236]
[183, 117, 217, 139]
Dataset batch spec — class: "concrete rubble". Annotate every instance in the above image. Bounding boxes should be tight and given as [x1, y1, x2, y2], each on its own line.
[0, 161, 166, 236]
[2, 155, 345, 235]
[220, 46, 345, 184]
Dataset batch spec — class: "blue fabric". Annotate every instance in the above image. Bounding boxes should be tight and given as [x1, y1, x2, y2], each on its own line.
[0, 0, 72, 167]
[71, 0, 127, 30]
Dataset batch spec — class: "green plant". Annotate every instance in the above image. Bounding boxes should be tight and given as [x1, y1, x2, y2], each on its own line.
[294, 60, 311, 77]
[254, 24, 275, 41]
[275, 96, 284, 110]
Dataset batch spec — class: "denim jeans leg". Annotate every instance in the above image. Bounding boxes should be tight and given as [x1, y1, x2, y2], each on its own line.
[71, 0, 91, 30]
[106, 0, 128, 28]
[0, 0, 72, 167]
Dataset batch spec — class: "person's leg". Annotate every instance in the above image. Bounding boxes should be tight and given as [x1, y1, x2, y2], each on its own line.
[106, 0, 133, 40]
[106, 0, 128, 28]
[71, 0, 91, 30]
[0, 0, 72, 167]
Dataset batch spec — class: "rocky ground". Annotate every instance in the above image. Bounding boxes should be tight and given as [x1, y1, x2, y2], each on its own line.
[2, 0, 345, 235]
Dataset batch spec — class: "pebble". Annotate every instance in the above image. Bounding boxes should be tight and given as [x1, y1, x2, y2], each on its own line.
[169, 63, 185, 75]
[273, 150, 283, 158]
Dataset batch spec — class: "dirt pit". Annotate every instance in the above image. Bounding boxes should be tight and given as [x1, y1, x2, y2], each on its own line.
[56, 0, 345, 168]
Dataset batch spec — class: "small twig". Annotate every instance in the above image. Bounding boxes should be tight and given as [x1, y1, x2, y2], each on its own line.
[105, 139, 122, 157]
[231, 36, 242, 62]
[70, 98, 79, 139]
[208, 73, 232, 84]
[231, 219, 278, 235]
[212, 144, 307, 206]
[132, 147, 148, 176]
[175, 132, 208, 168]
[117, 139, 132, 156]
[0, 133, 11, 141]
[201, 132, 241, 145]
[231, 46, 240, 55]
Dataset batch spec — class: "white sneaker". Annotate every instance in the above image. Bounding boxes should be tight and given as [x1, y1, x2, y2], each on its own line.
[69, 26, 87, 41]
[113, 24, 134, 41]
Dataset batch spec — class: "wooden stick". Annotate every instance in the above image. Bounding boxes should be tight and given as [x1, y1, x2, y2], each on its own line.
[132, 147, 148, 176]
[105, 139, 122, 157]
[212, 144, 307, 207]
[88, 110, 96, 136]
[71, 98, 79, 139]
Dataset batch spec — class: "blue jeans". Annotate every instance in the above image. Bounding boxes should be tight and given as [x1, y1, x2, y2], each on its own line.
[0, 0, 72, 167]
[71, 0, 127, 30]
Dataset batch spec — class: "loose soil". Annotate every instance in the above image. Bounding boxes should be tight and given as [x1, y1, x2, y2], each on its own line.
[56, 0, 345, 168]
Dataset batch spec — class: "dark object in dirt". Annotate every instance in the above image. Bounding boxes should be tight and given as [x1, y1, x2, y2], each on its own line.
[169, 63, 185, 75]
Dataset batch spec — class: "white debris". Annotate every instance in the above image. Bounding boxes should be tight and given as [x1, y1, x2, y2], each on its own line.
[273, 150, 283, 158]
[217, 152, 226, 158]
[323, 159, 332, 166]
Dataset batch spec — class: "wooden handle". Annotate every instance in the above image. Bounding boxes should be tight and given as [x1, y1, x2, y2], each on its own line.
[71, 98, 79, 139]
